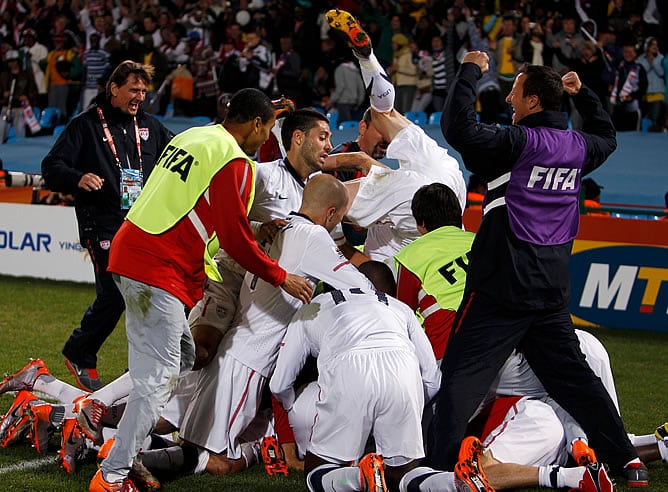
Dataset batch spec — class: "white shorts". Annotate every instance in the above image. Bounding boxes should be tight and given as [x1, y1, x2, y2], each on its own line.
[160, 370, 199, 429]
[310, 349, 424, 464]
[187, 271, 243, 335]
[179, 353, 266, 458]
[483, 397, 566, 467]
[289, 381, 320, 457]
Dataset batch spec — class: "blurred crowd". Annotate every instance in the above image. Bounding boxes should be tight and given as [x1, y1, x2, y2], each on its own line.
[0, 0, 666, 132]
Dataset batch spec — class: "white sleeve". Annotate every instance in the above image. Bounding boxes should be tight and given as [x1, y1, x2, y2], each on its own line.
[404, 305, 441, 403]
[302, 228, 374, 290]
[346, 166, 407, 228]
[386, 125, 467, 213]
[269, 311, 312, 411]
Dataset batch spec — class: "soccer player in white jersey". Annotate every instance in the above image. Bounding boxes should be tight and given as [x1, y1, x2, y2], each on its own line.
[270, 261, 441, 492]
[324, 9, 467, 275]
[175, 174, 374, 476]
[190, 107, 336, 369]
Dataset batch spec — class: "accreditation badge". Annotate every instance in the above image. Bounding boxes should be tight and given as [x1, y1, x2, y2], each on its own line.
[120, 168, 142, 210]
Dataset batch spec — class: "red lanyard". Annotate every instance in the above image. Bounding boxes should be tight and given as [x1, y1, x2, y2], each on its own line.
[97, 107, 143, 182]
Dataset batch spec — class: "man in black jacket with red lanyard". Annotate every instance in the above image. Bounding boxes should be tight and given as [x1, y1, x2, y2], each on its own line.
[429, 51, 648, 487]
[42, 60, 173, 391]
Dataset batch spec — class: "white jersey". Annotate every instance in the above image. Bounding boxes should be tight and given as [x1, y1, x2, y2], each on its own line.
[346, 125, 466, 269]
[270, 288, 441, 411]
[252, 158, 305, 223]
[222, 215, 373, 377]
[215, 158, 344, 277]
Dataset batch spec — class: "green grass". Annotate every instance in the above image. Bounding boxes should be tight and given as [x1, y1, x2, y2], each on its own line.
[0, 275, 666, 490]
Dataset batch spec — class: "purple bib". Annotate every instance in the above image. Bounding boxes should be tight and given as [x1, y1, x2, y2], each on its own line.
[505, 127, 587, 245]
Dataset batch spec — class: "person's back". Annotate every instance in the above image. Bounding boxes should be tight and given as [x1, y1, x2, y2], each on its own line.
[301, 288, 418, 364]
[224, 213, 371, 377]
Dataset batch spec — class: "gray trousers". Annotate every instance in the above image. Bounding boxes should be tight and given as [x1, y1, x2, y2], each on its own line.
[102, 276, 195, 482]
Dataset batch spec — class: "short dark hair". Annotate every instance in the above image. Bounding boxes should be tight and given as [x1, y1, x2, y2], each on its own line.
[358, 261, 397, 297]
[281, 108, 329, 151]
[519, 64, 563, 112]
[361, 107, 372, 126]
[411, 183, 462, 231]
[225, 88, 274, 124]
[106, 60, 154, 96]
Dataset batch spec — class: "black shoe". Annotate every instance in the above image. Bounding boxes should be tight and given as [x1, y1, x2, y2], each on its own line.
[623, 461, 649, 487]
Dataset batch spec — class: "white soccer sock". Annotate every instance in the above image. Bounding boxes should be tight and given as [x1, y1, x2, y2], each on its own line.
[194, 448, 209, 475]
[241, 441, 260, 468]
[91, 372, 133, 405]
[32, 375, 84, 404]
[628, 433, 657, 447]
[356, 52, 394, 113]
[625, 457, 642, 467]
[538, 465, 585, 489]
[306, 464, 360, 492]
[398, 466, 456, 492]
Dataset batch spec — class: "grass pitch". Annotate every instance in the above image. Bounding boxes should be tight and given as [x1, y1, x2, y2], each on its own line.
[0, 275, 666, 490]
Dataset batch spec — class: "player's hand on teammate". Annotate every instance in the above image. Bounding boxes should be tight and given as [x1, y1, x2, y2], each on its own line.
[258, 218, 288, 244]
[281, 274, 313, 304]
[562, 71, 582, 95]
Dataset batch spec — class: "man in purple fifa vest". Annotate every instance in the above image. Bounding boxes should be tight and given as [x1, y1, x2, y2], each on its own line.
[429, 51, 649, 487]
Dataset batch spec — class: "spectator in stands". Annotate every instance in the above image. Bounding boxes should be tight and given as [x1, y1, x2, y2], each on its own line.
[239, 30, 272, 93]
[494, 15, 524, 114]
[582, 177, 610, 216]
[84, 13, 108, 51]
[326, 54, 366, 123]
[19, 28, 48, 108]
[521, 20, 546, 66]
[162, 28, 189, 70]
[273, 35, 301, 101]
[553, 39, 608, 110]
[548, 14, 584, 75]
[80, 32, 110, 111]
[636, 36, 665, 132]
[428, 34, 449, 114]
[48, 14, 80, 50]
[610, 41, 648, 131]
[142, 14, 162, 48]
[466, 13, 500, 124]
[410, 40, 434, 113]
[0, 49, 39, 140]
[141, 34, 170, 115]
[387, 32, 417, 114]
[44, 34, 79, 118]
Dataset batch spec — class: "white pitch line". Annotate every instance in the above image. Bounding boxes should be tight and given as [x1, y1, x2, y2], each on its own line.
[0, 456, 53, 474]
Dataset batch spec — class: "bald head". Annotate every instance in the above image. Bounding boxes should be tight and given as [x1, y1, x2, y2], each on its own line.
[299, 174, 349, 232]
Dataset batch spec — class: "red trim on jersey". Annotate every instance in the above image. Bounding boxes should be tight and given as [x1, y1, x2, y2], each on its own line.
[467, 395, 523, 443]
[396, 265, 456, 360]
[229, 369, 256, 431]
[108, 159, 286, 308]
[271, 395, 296, 445]
[332, 260, 351, 272]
